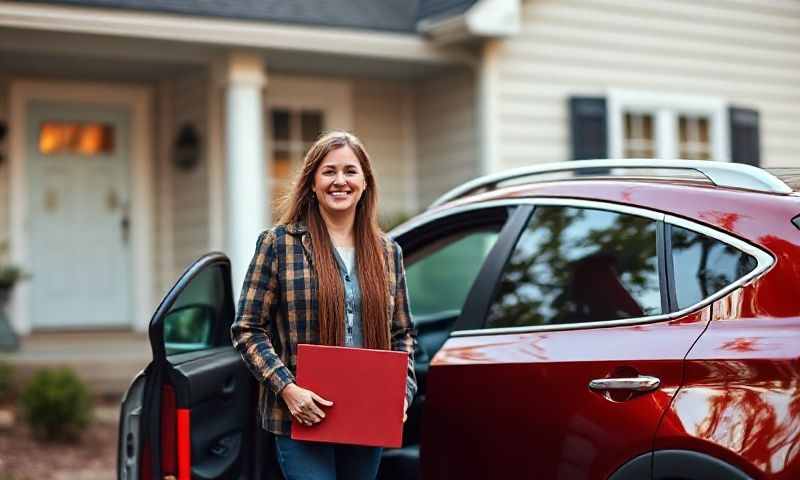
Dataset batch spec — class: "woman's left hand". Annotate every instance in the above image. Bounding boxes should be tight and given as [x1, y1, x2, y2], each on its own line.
[403, 398, 408, 423]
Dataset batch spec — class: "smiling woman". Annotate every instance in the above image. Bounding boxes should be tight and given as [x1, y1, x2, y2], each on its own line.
[231, 131, 417, 480]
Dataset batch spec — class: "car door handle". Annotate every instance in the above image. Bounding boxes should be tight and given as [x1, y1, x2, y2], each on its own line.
[221, 377, 236, 396]
[588, 376, 661, 392]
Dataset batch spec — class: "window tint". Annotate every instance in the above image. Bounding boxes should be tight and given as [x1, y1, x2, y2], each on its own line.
[163, 265, 226, 356]
[486, 206, 662, 329]
[405, 229, 500, 321]
[671, 225, 758, 310]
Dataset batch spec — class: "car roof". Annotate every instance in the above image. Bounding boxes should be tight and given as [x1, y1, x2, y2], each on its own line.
[427, 177, 800, 248]
[429, 160, 796, 210]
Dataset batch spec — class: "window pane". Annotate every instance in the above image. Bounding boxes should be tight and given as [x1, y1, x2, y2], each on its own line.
[39, 122, 114, 156]
[623, 112, 655, 158]
[272, 109, 290, 141]
[679, 115, 711, 160]
[301, 110, 323, 143]
[486, 206, 662, 329]
[671, 225, 757, 310]
[406, 230, 500, 319]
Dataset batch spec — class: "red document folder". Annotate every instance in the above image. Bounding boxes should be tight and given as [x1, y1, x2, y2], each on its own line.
[290, 344, 408, 448]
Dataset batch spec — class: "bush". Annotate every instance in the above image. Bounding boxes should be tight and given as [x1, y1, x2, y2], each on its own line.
[0, 362, 13, 402]
[19, 368, 92, 441]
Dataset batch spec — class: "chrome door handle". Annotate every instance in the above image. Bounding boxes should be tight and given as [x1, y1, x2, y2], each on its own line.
[588, 376, 661, 392]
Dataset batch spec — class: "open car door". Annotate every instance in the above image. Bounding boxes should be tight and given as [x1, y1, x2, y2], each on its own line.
[119, 253, 275, 480]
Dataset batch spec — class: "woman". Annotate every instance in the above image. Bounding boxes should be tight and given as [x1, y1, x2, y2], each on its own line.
[231, 131, 417, 480]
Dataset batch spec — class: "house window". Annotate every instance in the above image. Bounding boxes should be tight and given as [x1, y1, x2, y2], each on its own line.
[678, 115, 711, 160]
[269, 108, 324, 209]
[623, 112, 655, 158]
[609, 91, 727, 162]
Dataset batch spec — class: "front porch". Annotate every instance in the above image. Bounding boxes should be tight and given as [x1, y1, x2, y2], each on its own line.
[0, 23, 480, 339]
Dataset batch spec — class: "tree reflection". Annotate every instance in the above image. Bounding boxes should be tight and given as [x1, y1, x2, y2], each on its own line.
[670, 226, 757, 309]
[691, 361, 800, 474]
[486, 206, 660, 328]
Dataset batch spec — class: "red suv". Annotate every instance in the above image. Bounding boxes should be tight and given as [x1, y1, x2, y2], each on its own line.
[118, 160, 800, 480]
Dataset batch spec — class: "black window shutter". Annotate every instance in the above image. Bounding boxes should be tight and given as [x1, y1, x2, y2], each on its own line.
[569, 96, 607, 160]
[729, 106, 760, 167]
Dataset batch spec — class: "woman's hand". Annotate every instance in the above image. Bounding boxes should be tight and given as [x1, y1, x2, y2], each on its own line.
[281, 383, 333, 426]
[403, 398, 408, 423]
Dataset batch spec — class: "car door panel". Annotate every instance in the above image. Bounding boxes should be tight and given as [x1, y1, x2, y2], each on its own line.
[169, 348, 255, 480]
[421, 202, 710, 479]
[423, 308, 710, 479]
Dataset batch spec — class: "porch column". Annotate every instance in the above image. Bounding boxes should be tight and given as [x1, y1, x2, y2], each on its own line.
[221, 52, 269, 295]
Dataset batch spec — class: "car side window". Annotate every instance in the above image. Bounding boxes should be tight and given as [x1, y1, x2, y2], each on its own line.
[163, 265, 227, 356]
[405, 229, 500, 322]
[670, 225, 758, 310]
[485, 205, 662, 329]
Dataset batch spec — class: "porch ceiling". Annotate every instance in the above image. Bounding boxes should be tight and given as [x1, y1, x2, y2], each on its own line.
[0, 26, 458, 82]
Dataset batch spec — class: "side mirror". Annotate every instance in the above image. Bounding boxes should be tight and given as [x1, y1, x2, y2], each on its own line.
[163, 304, 215, 355]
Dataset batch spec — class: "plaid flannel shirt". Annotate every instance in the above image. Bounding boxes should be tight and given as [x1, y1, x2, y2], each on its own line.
[230, 222, 418, 436]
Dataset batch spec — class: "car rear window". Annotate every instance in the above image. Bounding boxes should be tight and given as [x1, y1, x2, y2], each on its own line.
[670, 225, 758, 310]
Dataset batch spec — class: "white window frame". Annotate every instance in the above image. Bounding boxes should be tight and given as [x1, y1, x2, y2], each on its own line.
[264, 74, 353, 209]
[607, 89, 729, 162]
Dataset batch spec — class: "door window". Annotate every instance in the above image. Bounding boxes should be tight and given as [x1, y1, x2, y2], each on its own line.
[486, 206, 662, 329]
[38, 121, 115, 156]
[670, 225, 758, 310]
[405, 229, 500, 322]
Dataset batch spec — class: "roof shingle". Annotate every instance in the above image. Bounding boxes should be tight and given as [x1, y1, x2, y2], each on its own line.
[22, 0, 478, 33]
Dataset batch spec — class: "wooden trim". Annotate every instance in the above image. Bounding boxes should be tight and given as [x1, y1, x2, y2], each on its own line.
[8, 79, 154, 333]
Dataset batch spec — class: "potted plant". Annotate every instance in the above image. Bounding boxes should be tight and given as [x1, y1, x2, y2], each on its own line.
[0, 265, 24, 306]
[0, 241, 26, 351]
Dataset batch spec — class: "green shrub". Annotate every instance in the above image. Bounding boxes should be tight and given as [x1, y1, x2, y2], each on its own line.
[0, 362, 13, 402]
[19, 368, 92, 441]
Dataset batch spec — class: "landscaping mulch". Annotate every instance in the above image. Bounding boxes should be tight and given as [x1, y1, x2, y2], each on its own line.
[0, 401, 118, 480]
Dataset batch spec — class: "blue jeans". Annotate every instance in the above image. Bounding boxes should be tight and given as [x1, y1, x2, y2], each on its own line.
[274, 435, 383, 480]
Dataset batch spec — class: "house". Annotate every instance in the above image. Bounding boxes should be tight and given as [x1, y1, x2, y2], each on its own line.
[0, 0, 797, 337]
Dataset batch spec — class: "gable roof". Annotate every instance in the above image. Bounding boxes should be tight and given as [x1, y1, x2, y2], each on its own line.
[21, 0, 480, 33]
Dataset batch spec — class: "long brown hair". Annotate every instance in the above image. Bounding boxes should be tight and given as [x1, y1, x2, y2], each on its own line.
[278, 131, 390, 350]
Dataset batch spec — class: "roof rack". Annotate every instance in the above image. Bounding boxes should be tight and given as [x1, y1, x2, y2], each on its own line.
[429, 159, 792, 209]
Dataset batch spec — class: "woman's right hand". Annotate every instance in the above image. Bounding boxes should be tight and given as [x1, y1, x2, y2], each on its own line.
[280, 383, 334, 426]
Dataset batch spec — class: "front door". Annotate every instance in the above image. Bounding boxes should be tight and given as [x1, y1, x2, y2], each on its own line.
[27, 101, 131, 328]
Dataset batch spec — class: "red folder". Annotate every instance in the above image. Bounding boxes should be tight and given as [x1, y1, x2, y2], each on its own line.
[290, 344, 408, 448]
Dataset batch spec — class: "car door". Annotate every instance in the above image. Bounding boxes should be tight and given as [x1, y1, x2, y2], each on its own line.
[376, 204, 521, 479]
[119, 253, 270, 480]
[421, 199, 714, 480]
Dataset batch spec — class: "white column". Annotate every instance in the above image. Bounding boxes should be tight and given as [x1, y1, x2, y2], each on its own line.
[221, 52, 269, 296]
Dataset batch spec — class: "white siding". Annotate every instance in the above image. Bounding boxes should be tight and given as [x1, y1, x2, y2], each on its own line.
[152, 80, 173, 298]
[494, 0, 800, 169]
[171, 74, 210, 274]
[353, 79, 416, 220]
[415, 68, 479, 207]
[0, 79, 8, 251]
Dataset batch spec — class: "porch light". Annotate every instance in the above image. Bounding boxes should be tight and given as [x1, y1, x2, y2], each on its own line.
[173, 123, 202, 171]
